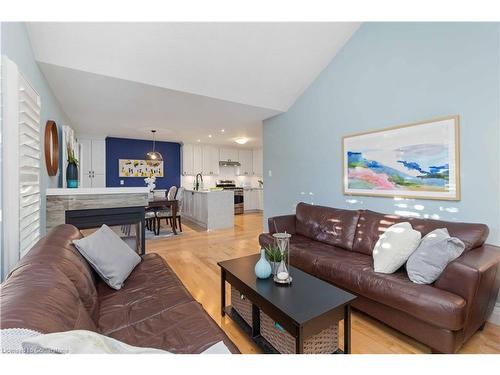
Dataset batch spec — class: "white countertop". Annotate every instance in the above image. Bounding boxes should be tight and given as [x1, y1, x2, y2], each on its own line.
[184, 188, 232, 194]
[46, 187, 150, 196]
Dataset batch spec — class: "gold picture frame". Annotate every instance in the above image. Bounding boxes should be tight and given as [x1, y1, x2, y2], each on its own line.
[342, 115, 460, 201]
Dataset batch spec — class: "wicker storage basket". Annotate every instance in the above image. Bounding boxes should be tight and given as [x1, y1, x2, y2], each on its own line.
[260, 311, 339, 354]
[231, 286, 253, 326]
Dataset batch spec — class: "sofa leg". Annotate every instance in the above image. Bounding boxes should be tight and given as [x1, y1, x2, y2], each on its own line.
[479, 322, 486, 331]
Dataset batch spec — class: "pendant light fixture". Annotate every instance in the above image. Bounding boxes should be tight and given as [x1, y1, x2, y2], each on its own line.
[145, 130, 163, 161]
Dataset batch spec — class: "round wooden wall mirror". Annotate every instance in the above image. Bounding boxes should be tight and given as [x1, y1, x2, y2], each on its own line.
[44, 120, 59, 176]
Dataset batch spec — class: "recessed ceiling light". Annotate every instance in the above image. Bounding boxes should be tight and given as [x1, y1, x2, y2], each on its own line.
[197, 139, 201, 142]
[208, 134, 212, 138]
[221, 129, 225, 133]
[235, 137, 249, 145]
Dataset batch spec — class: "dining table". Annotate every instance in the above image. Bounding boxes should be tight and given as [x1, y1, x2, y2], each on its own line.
[147, 197, 179, 235]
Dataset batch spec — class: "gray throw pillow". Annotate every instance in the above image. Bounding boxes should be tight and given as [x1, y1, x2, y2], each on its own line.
[406, 228, 465, 284]
[73, 224, 141, 290]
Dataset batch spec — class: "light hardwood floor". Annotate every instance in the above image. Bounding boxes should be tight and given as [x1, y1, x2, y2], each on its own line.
[147, 212, 500, 354]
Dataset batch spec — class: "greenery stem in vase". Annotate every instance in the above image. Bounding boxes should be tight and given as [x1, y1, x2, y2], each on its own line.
[264, 244, 288, 276]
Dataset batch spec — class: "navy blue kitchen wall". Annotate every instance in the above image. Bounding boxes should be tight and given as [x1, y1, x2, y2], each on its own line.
[105, 137, 181, 189]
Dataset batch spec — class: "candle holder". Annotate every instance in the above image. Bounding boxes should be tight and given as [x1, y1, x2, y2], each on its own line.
[272, 232, 292, 284]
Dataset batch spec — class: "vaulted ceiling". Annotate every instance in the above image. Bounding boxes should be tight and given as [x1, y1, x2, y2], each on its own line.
[27, 22, 360, 145]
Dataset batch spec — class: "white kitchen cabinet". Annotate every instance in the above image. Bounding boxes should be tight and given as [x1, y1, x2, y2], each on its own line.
[219, 147, 239, 162]
[91, 140, 106, 175]
[182, 143, 203, 175]
[193, 144, 203, 175]
[257, 189, 263, 210]
[202, 145, 220, 176]
[243, 190, 253, 211]
[79, 139, 92, 188]
[182, 143, 194, 175]
[183, 190, 203, 223]
[92, 174, 106, 188]
[182, 190, 233, 230]
[244, 189, 263, 211]
[238, 150, 253, 176]
[252, 148, 263, 176]
[79, 138, 106, 187]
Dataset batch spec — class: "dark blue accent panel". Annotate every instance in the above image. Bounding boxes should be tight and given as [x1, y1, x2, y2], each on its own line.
[105, 137, 180, 189]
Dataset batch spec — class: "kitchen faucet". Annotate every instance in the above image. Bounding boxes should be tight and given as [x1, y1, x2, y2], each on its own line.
[195, 173, 203, 191]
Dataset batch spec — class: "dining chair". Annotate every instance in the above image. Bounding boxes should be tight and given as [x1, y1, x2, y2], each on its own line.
[155, 186, 178, 234]
[145, 209, 156, 232]
[153, 189, 165, 198]
[166, 186, 177, 200]
[145, 189, 165, 234]
[166, 187, 184, 232]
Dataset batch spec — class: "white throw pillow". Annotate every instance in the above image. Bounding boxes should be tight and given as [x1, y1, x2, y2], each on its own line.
[73, 224, 141, 289]
[373, 222, 421, 274]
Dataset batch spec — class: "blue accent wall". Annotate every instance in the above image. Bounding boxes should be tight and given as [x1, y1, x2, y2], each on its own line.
[263, 23, 500, 247]
[106, 137, 181, 189]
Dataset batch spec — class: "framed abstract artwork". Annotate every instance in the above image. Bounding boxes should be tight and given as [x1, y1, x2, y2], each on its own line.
[342, 115, 460, 200]
[119, 159, 164, 177]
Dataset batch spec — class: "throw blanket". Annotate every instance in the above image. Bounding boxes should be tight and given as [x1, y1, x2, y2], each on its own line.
[1, 329, 231, 354]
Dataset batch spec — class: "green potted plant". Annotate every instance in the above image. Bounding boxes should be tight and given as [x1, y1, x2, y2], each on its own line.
[264, 244, 288, 276]
[66, 144, 79, 188]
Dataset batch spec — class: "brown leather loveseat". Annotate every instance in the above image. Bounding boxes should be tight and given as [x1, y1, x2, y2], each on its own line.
[259, 203, 500, 353]
[1, 224, 239, 353]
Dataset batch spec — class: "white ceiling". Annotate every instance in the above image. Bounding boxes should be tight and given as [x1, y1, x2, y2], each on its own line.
[27, 22, 360, 145]
[38, 62, 278, 146]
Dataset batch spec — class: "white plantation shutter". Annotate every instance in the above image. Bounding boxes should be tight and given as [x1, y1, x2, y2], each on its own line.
[18, 74, 41, 256]
[1, 56, 42, 277]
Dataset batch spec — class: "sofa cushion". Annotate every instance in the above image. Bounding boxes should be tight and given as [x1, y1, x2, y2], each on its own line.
[107, 300, 239, 354]
[0, 263, 97, 333]
[97, 253, 193, 334]
[97, 253, 239, 354]
[260, 233, 331, 275]
[352, 210, 489, 255]
[288, 234, 339, 275]
[10, 224, 100, 321]
[311, 248, 466, 330]
[295, 203, 360, 250]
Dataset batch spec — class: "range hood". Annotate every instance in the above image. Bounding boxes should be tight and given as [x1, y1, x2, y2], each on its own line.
[219, 160, 241, 167]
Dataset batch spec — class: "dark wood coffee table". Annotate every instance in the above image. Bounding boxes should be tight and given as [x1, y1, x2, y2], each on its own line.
[218, 254, 357, 354]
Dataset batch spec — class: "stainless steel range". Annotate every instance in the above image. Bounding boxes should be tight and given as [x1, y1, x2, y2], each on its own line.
[216, 180, 244, 215]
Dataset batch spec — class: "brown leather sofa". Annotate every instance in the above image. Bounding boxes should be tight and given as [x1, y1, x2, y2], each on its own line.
[1, 224, 239, 354]
[259, 203, 500, 353]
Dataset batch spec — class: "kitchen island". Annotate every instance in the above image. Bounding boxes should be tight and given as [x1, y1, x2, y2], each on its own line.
[182, 189, 234, 230]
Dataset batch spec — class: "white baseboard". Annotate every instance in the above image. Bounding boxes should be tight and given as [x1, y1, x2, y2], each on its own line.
[487, 302, 500, 326]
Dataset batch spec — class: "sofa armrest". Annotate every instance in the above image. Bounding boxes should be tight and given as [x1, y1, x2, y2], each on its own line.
[267, 215, 296, 234]
[434, 244, 500, 337]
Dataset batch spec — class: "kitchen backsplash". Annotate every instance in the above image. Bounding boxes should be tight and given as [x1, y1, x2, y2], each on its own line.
[181, 166, 262, 189]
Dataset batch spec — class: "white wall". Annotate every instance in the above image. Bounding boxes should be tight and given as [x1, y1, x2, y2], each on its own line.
[263, 23, 500, 312]
[1, 23, 71, 257]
